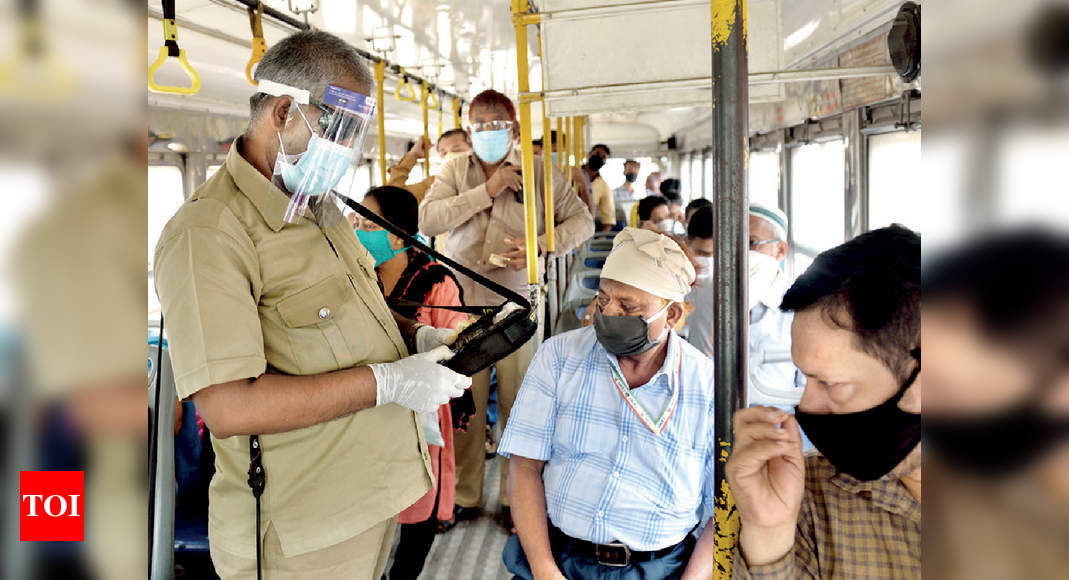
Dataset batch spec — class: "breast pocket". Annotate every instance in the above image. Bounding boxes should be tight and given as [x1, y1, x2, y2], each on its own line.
[275, 275, 358, 373]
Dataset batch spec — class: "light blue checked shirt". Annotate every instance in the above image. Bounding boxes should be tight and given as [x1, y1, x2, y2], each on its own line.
[499, 326, 716, 551]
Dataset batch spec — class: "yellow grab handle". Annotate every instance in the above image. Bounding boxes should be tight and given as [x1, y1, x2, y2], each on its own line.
[147, 19, 201, 95]
[245, 2, 267, 86]
[426, 88, 439, 111]
[394, 68, 417, 102]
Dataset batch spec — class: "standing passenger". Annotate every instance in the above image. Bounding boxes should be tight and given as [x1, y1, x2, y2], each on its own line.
[583, 144, 616, 232]
[419, 89, 595, 531]
[386, 129, 472, 202]
[153, 31, 472, 579]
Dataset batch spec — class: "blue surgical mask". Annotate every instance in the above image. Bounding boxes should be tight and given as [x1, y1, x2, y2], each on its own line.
[550, 152, 559, 166]
[355, 229, 407, 267]
[471, 129, 511, 164]
[278, 134, 353, 197]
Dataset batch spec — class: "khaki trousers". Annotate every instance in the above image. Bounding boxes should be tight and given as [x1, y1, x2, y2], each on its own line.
[210, 517, 397, 580]
[452, 337, 536, 508]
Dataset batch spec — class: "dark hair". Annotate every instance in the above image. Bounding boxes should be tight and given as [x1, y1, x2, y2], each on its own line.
[637, 195, 669, 221]
[532, 137, 543, 147]
[781, 225, 921, 382]
[591, 143, 611, 157]
[660, 178, 681, 200]
[924, 230, 1069, 345]
[364, 186, 419, 236]
[438, 128, 468, 146]
[469, 89, 516, 122]
[686, 198, 712, 216]
[624, 159, 640, 168]
[687, 206, 713, 239]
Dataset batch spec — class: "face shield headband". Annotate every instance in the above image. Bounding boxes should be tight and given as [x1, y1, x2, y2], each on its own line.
[259, 79, 377, 226]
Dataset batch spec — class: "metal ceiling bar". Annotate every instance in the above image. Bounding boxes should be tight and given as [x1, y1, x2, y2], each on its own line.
[710, 0, 747, 575]
[519, 0, 707, 24]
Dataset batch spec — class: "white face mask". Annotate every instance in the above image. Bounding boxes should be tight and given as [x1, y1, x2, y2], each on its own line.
[695, 256, 715, 279]
[655, 218, 676, 234]
[748, 249, 783, 311]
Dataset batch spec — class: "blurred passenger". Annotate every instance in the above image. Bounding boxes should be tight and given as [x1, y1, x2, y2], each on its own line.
[635, 195, 672, 233]
[356, 186, 465, 580]
[613, 159, 642, 202]
[501, 228, 714, 580]
[582, 144, 615, 232]
[728, 225, 921, 579]
[659, 178, 686, 224]
[645, 171, 662, 196]
[922, 231, 1069, 580]
[684, 197, 712, 224]
[419, 89, 594, 531]
[153, 31, 472, 579]
[749, 202, 789, 263]
[534, 131, 595, 215]
[387, 129, 471, 202]
[684, 206, 803, 408]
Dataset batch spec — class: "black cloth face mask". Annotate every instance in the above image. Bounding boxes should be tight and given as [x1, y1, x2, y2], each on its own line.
[795, 348, 922, 481]
[624, 172, 638, 183]
[924, 401, 1069, 478]
[588, 155, 606, 172]
[593, 304, 669, 357]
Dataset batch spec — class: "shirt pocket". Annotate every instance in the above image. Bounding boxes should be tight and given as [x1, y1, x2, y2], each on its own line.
[275, 275, 357, 372]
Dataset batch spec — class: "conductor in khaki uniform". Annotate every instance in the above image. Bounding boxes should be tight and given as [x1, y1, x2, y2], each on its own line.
[153, 31, 471, 579]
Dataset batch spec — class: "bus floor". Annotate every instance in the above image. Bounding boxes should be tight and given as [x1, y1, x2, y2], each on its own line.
[383, 454, 513, 579]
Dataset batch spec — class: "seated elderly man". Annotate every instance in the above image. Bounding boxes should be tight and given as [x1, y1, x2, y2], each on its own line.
[499, 228, 716, 580]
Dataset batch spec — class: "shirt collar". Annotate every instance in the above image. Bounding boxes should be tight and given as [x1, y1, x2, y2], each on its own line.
[602, 330, 681, 394]
[829, 468, 921, 523]
[226, 137, 292, 233]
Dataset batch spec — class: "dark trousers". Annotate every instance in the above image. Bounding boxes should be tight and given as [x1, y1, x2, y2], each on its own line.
[502, 530, 695, 580]
[387, 518, 438, 580]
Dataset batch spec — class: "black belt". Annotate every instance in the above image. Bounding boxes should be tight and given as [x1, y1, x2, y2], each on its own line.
[548, 524, 682, 568]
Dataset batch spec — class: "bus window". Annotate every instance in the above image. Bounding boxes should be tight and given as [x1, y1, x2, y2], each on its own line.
[868, 130, 922, 231]
[690, 154, 703, 198]
[748, 149, 780, 209]
[703, 152, 713, 198]
[148, 165, 185, 269]
[790, 140, 846, 257]
[995, 122, 1069, 229]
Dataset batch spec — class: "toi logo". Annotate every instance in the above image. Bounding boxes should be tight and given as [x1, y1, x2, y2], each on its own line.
[20, 471, 84, 542]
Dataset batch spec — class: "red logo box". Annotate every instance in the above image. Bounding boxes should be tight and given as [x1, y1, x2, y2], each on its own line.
[20, 471, 84, 542]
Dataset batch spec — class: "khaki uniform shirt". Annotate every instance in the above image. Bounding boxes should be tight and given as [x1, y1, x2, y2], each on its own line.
[387, 153, 435, 203]
[154, 139, 432, 559]
[590, 175, 615, 227]
[418, 149, 594, 305]
[733, 454, 921, 579]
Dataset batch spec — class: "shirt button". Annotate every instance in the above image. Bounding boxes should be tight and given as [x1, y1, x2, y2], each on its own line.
[318, 307, 331, 319]
[611, 471, 619, 479]
[621, 435, 628, 442]
[596, 510, 603, 518]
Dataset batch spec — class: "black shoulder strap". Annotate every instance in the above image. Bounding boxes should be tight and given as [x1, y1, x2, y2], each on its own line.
[342, 197, 530, 309]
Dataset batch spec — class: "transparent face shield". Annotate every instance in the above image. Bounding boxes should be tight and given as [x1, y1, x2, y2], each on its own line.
[260, 80, 376, 227]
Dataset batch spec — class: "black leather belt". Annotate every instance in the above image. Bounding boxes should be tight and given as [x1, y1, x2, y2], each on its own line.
[548, 524, 681, 568]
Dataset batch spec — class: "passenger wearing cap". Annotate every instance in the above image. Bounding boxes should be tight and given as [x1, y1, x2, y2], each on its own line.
[154, 31, 472, 579]
[499, 227, 717, 580]
[685, 204, 804, 413]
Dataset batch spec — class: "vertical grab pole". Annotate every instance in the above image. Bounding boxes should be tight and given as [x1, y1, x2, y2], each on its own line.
[512, 0, 539, 291]
[711, 0, 748, 577]
[420, 80, 431, 175]
[555, 118, 565, 171]
[374, 59, 387, 185]
[574, 116, 585, 171]
[453, 96, 462, 129]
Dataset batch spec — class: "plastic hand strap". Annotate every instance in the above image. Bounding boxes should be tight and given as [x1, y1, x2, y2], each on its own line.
[394, 67, 417, 102]
[426, 85, 440, 110]
[245, 2, 267, 86]
[148, 19, 201, 95]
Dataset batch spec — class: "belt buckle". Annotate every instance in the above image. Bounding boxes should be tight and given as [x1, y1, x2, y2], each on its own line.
[595, 543, 631, 567]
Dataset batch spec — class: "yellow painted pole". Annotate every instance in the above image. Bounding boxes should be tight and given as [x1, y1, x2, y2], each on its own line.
[437, 91, 443, 140]
[555, 117, 565, 170]
[452, 96, 462, 128]
[542, 108, 555, 255]
[511, 0, 539, 286]
[574, 116, 585, 171]
[420, 80, 431, 175]
[374, 59, 387, 185]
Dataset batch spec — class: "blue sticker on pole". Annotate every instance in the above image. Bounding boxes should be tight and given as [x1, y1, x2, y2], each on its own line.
[323, 85, 376, 116]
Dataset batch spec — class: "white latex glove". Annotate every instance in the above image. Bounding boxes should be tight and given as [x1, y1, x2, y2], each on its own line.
[415, 325, 460, 354]
[420, 410, 445, 447]
[370, 346, 472, 413]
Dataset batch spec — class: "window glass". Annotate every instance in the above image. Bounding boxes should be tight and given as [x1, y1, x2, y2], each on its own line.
[690, 154, 703, 198]
[868, 130, 922, 231]
[747, 150, 780, 209]
[703, 153, 713, 199]
[995, 121, 1069, 230]
[148, 165, 185, 268]
[790, 140, 845, 256]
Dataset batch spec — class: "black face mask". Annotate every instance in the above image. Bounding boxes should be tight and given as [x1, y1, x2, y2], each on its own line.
[593, 305, 668, 357]
[588, 155, 606, 172]
[624, 172, 638, 183]
[924, 402, 1069, 478]
[795, 349, 922, 481]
